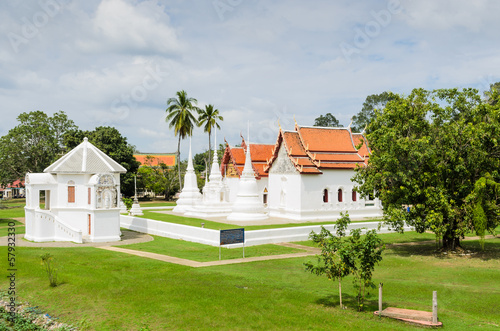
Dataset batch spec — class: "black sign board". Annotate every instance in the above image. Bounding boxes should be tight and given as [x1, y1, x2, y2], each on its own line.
[220, 228, 245, 245]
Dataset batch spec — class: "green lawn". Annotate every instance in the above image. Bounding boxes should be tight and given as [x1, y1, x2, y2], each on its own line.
[116, 235, 304, 262]
[136, 210, 381, 231]
[0, 235, 498, 330]
[138, 201, 176, 207]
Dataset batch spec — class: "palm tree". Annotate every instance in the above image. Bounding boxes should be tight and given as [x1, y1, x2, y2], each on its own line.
[198, 104, 223, 171]
[165, 90, 200, 189]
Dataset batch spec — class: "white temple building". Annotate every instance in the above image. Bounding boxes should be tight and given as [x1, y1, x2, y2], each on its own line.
[24, 138, 126, 243]
[174, 121, 383, 222]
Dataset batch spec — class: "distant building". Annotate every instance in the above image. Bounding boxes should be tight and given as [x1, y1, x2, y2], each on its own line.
[24, 138, 126, 243]
[134, 153, 176, 167]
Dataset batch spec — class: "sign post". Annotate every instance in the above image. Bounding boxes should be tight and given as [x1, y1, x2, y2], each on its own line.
[219, 228, 245, 261]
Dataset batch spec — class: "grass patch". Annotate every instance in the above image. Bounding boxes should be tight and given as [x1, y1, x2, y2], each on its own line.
[0, 219, 22, 227]
[139, 201, 176, 207]
[0, 237, 498, 330]
[0, 225, 25, 237]
[116, 235, 304, 262]
[138, 211, 381, 231]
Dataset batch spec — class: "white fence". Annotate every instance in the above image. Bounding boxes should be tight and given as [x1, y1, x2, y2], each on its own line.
[120, 215, 413, 247]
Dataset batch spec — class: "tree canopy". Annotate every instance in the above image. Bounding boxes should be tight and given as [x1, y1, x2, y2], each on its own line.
[313, 113, 342, 127]
[354, 87, 500, 250]
[0, 111, 76, 185]
[63, 126, 140, 197]
[197, 104, 223, 172]
[166, 90, 200, 188]
[351, 91, 394, 133]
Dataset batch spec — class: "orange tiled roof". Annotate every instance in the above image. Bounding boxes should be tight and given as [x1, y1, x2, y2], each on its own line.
[265, 124, 369, 174]
[220, 139, 275, 179]
[352, 133, 371, 159]
[297, 126, 358, 153]
[134, 154, 176, 167]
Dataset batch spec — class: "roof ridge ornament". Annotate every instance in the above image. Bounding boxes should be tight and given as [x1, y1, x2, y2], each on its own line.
[362, 124, 367, 134]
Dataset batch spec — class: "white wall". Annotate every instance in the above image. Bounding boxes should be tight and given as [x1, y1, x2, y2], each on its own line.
[120, 215, 412, 247]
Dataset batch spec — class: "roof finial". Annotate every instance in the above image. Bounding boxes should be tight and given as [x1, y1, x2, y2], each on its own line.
[278, 118, 282, 131]
[294, 115, 297, 125]
[362, 124, 367, 134]
[348, 118, 353, 128]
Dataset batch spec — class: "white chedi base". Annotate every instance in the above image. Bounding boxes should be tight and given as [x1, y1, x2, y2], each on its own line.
[130, 202, 143, 216]
[173, 188, 202, 213]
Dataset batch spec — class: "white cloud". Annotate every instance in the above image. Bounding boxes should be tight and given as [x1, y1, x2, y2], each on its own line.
[76, 0, 182, 55]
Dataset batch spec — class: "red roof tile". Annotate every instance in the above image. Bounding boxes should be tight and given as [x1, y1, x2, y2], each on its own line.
[134, 154, 176, 167]
[298, 127, 357, 153]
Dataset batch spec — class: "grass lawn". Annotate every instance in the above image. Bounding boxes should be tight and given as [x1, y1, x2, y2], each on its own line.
[137, 210, 381, 231]
[138, 201, 176, 207]
[116, 235, 304, 262]
[0, 234, 498, 330]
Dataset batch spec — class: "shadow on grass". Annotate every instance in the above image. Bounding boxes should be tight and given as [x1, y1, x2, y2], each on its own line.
[316, 293, 380, 312]
[386, 238, 500, 261]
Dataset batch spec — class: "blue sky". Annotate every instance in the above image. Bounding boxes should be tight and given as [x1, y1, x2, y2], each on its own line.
[1, 0, 499, 157]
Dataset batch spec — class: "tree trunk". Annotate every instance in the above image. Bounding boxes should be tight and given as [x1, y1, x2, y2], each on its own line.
[442, 236, 461, 250]
[208, 131, 211, 174]
[177, 136, 182, 190]
[339, 279, 342, 309]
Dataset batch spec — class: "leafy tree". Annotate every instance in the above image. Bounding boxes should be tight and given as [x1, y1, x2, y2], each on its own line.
[464, 173, 500, 249]
[484, 82, 500, 106]
[0, 111, 76, 186]
[351, 91, 394, 133]
[348, 228, 384, 311]
[305, 213, 384, 311]
[354, 88, 500, 250]
[305, 213, 354, 309]
[198, 104, 223, 171]
[63, 126, 140, 197]
[313, 113, 342, 127]
[166, 90, 200, 189]
[137, 156, 179, 200]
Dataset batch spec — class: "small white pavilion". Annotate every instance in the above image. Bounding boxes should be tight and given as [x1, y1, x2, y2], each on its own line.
[24, 138, 126, 243]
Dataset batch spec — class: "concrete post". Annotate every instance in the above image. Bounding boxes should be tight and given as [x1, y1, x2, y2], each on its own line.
[432, 291, 438, 323]
[379, 283, 383, 315]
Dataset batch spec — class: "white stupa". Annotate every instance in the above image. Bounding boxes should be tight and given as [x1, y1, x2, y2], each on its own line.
[184, 131, 232, 217]
[173, 139, 202, 213]
[227, 130, 268, 221]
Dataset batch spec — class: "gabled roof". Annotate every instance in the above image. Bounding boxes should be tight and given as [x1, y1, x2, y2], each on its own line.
[264, 129, 322, 174]
[265, 123, 369, 174]
[351, 133, 371, 161]
[44, 138, 126, 174]
[221, 137, 274, 179]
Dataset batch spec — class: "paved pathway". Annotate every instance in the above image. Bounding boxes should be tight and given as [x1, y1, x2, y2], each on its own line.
[0, 230, 154, 247]
[98, 243, 320, 268]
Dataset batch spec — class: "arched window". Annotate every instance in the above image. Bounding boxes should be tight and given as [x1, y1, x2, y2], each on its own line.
[68, 180, 75, 203]
[323, 189, 329, 203]
[352, 190, 357, 202]
[263, 188, 268, 205]
[338, 189, 343, 202]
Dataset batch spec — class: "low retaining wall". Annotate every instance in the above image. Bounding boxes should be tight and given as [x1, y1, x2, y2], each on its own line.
[121, 215, 414, 247]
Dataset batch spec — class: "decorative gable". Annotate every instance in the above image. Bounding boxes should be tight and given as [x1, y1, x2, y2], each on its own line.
[269, 143, 298, 174]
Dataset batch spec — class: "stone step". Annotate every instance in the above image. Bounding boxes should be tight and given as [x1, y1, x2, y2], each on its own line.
[379, 307, 434, 322]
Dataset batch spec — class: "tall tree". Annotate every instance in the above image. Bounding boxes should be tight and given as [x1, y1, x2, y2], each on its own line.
[484, 82, 500, 106]
[165, 90, 200, 188]
[354, 88, 500, 250]
[313, 113, 342, 127]
[0, 111, 76, 186]
[351, 91, 394, 132]
[63, 126, 140, 197]
[197, 104, 223, 171]
[137, 156, 179, 200]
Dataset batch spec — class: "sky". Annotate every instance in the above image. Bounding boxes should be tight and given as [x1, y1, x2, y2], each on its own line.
[1, 0, 499, 158]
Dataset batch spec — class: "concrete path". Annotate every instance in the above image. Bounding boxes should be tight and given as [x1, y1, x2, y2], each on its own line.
[98, 243, 320, 268]
[0, 230, 154, 247]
